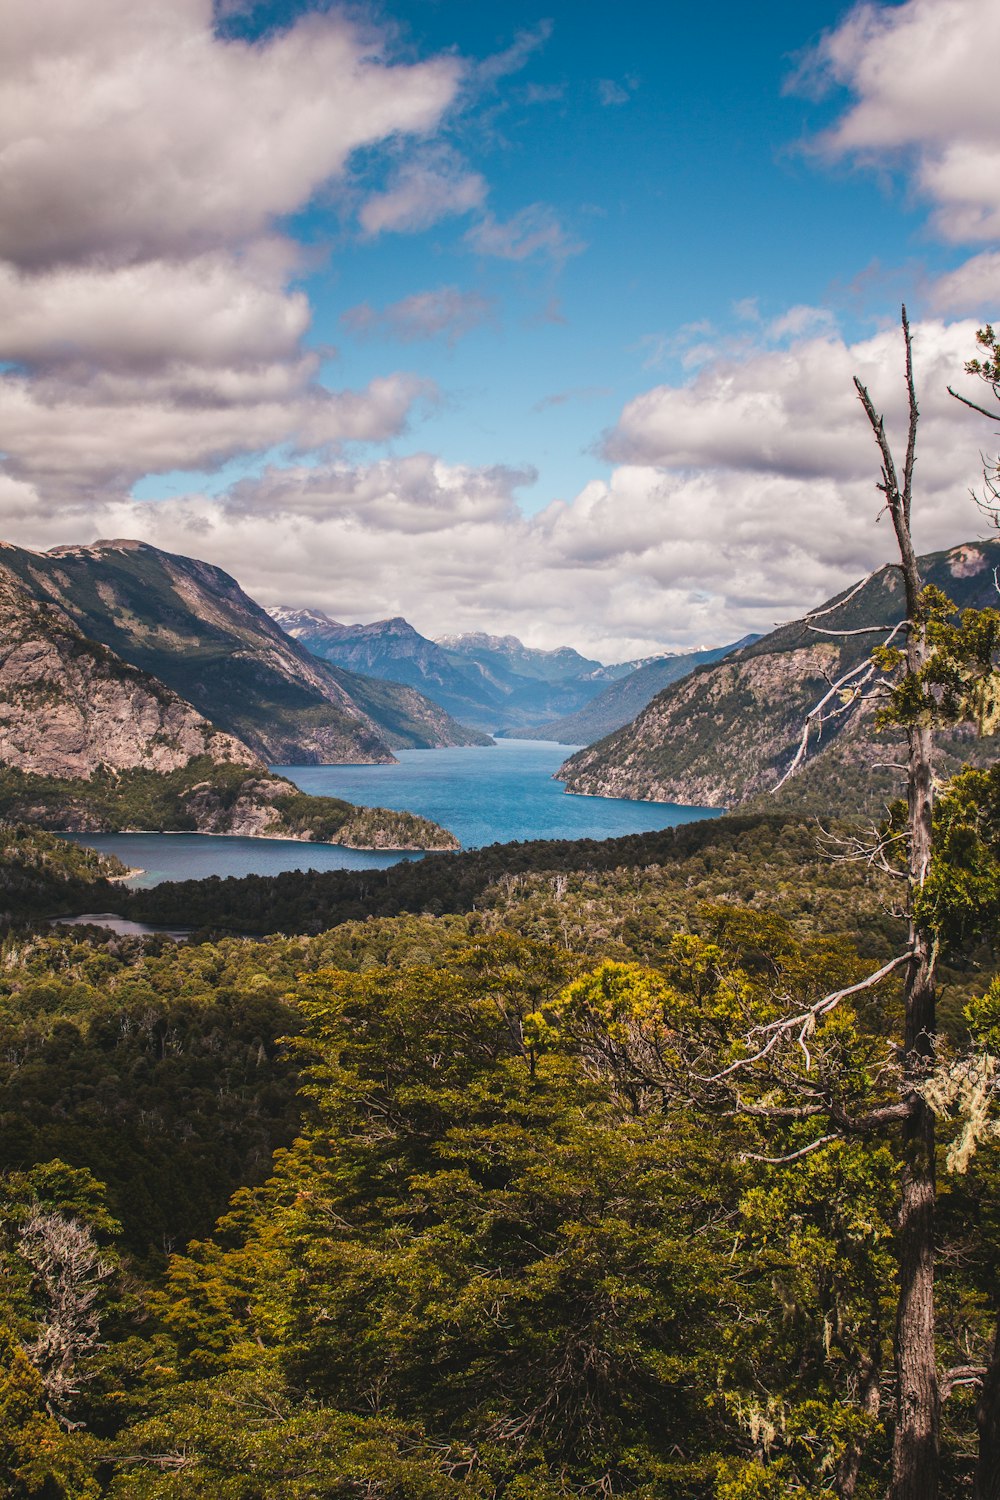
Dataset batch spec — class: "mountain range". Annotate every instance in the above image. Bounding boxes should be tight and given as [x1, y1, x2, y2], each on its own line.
[557, 540, 1000, 814]
[515, 637, 760, 744]
[269, 609, 741, 737]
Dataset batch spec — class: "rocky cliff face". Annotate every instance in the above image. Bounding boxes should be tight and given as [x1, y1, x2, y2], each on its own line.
[560, 643, 843, 807]
[0, 570, 257, 779]
[558, 540, 1000, 814]
[0, 566, 458, 851]
[0, 540, 481, 762]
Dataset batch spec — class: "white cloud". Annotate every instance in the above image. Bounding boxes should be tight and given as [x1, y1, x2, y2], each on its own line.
[805, 0, 1000, 241]
[598, 80, 630, 107]
[0, 0, 462, 268]
[3, 313, 992, 661]
[605, 318, 987, 499]
[928, 251, 1000, 317]
[476, 21, 554, 87]
[0, 1, 464, 503]
[359, 151, 487, 235]
[465, 204, 584, 264]
[0, 372, 429, 497]
[343, 286, 494, 345]
[0, 245, 309, 370]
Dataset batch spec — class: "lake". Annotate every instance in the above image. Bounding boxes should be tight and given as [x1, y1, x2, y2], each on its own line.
[60, 740, 721, 887]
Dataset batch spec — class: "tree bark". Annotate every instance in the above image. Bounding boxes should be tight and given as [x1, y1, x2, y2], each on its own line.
[857, 312, 941, 1499]
[888, 651, 939, 1500]
[890, 1078, 938, 1499]
[973, 1321, 1000, 1500]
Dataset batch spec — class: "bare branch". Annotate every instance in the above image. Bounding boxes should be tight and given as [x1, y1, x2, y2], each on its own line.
[947, 385, 1000, 423]
[844, 1101, 914, 1132]
[743, 1132, 841, 1165]
[806, 623, 902, 637]
[736, 1099, 829, 1120]
[805, 568, 880, 622]
[855, 376, 903, 515]
[940, 1364, 987, 1401]
[701, 950, 913, 1083]
[772, 658, 877, 791]
[902, 304, 918, 526]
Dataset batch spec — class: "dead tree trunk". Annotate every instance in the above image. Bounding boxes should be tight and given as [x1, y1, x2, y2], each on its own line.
[855, 307, 939, 1500]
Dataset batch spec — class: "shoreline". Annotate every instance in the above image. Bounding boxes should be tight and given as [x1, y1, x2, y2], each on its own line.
[59, 827, 454, 855]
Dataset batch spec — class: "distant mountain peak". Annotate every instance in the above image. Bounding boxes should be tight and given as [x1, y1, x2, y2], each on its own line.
[436, 630, 526, 653]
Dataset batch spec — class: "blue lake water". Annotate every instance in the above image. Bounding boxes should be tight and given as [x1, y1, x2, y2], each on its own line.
[60, 740, 721, 887]
[58, 833, 423, 890]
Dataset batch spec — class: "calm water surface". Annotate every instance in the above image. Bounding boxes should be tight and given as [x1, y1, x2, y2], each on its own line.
[60, 740, 720, 887]
[58, 832, 422, 889]
[283, 740, 719, 849]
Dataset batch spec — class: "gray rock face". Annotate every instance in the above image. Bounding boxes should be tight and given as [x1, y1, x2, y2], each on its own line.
[0, 571, 258, 779]
[559, 643, 841, 807]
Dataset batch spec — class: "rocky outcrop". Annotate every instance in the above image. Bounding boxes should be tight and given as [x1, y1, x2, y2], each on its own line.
[560, 643, 843, 807]
[0, 571, 258, 779]
[180, 774, 459, 849]
[558, 539, 1000, 815]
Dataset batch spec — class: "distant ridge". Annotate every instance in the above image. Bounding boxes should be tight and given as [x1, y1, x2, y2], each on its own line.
[515, 636, 761, 744]
[272, 609, 634, 733]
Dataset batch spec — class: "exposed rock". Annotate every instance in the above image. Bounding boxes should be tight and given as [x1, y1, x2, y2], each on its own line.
[1, 540, 483, 762]
[0, 567, 459, 851]
[559, 538, 1000, 815]
[0, 571, 258, 779]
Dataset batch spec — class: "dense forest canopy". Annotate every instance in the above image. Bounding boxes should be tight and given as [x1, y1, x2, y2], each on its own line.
[0, 786, 998, 1496]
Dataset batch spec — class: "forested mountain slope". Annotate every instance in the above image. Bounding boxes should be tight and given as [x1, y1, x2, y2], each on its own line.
[4, 804, 997, 1493]
[0, 823, 129, 923]
[558, 539, 1000, 813]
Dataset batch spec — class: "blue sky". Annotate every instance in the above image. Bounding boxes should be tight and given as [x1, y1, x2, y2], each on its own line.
[1, 0, 998, 656]
[141, 0, 949, 510]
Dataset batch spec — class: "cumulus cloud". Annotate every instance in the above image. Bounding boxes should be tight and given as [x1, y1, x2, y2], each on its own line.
[0, 0, 462, 268]
[928, 251, 1000, 317]
[343, 286, 494, 344]
[0, 370, 430, 498]
[0, 245, 309, 371]
[4, 312, 993, 661]
[0, 0, 465, 502]
[804, 0, 1000, 242]
[605, 318, 987, 499]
